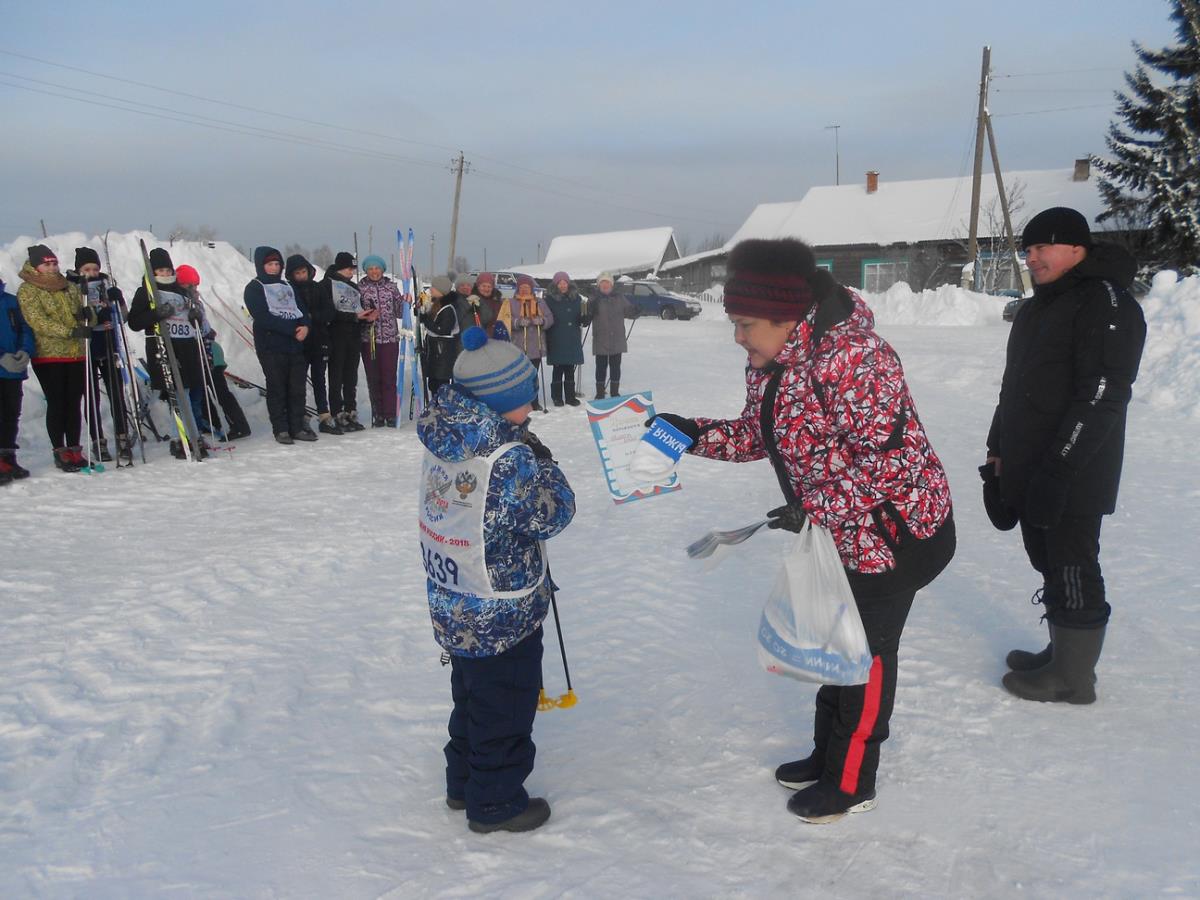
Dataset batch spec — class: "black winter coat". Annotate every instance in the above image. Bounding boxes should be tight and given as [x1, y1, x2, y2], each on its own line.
[420, 302, 460, 380]
[128, 275, 204, 390]
[286, 255, 332, 360]
[245, 247, 310, 355]
[321, 270, 362, 342]
[447, 290, 494, 344]
[987, 243, 1146, 516]
[544, 285, 585, 365]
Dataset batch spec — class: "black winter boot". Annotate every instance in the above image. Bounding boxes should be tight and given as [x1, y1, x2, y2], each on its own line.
[775, 752, 824, 790]
[551, 383, 564, 407]
[564, 383, 580, 407]
[786, 780, 877, 824]
[594, 383, 605, 400]
[91, 439, 113, 463]
[609, 381, 620, 397]
[54, 446, 81, 472]
[468, 798, 551, 834]
[0, 449, 29, 479]
[0, 464, 10, 486]
[1002, 623, 1105, 704]
[1007, 588, 1052, 670]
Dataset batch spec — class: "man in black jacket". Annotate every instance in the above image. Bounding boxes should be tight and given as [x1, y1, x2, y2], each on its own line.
[985, 207, 1146, 704]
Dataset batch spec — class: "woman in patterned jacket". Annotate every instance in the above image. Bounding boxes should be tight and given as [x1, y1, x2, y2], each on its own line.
[653, 238, 955, 824]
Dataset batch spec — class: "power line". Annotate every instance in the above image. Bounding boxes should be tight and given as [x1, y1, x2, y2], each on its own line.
[991, 103, 1114, 118]
[0, 47, 734, 220]
[993, 67, 1125, 78]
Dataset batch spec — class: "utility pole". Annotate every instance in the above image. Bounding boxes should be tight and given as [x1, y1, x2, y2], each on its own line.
[967, 45, 992, 291]
[39, 219, 48, 238]
[429, 232, 436, 279]
[985, 114, 1023, 291]
[483, 247, 488, 270]
[368, 225, 373, 256]
[824, 125, 841, 185]
[447, 151, 469, 273]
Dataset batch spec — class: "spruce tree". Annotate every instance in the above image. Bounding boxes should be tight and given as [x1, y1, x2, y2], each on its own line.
[1094, 0, 1200, 272]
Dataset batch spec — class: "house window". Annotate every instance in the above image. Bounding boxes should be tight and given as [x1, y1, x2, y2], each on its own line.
[861, 259, 909, 292]
[816, 259, 833, 272]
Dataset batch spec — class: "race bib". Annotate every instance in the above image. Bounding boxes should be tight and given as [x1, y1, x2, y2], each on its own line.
[331, 280, 362, 314]
[261, 281, 303, 320]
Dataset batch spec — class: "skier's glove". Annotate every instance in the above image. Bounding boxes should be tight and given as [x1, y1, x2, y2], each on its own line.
[525, 432, 555, 462]
[644, 413, 701, 444]
[0, 352, 29, 373]
[1022, 464, 1071, 530]
[766, 503, 807, 532]
[187, 307, 202, 325]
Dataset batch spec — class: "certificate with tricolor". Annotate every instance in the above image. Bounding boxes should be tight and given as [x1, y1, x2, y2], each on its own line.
[586, 391, 682, 505]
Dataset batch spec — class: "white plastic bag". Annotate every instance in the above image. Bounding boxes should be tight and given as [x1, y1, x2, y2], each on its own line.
[756, 523, 873, 685]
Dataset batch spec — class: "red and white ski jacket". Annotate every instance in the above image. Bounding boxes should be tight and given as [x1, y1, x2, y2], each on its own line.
[691, 289, 952, 575]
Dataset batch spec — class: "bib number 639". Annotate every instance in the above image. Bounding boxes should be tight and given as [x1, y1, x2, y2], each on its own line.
[420, 541, 460, 586]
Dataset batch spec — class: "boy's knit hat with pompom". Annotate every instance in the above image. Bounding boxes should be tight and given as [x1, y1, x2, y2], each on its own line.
[452, 326, 538, 413]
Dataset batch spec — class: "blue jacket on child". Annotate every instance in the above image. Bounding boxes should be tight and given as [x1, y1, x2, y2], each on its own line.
[417, 384, 575, 657]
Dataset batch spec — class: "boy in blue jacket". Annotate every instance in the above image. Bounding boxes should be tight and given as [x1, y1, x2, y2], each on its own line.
[417, 326, 576, 833]
[0, 276, 36, 482]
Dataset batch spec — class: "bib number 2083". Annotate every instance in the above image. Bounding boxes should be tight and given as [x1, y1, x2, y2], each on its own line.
[421, 542, 460, 587]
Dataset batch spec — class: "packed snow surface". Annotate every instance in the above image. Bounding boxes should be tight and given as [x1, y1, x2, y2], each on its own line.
[3, 235, 1198, 897]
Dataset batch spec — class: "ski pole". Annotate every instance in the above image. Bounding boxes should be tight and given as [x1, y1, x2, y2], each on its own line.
[536, 324, 550, 414]
[576, 322, 590, 397]
[537, 562, 575, 710]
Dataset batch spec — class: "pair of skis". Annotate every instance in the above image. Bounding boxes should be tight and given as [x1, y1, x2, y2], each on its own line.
[397, 228, 424, 424]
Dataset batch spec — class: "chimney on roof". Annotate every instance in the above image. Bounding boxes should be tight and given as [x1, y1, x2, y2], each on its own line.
[1073, 158, 1091, 181]
[866, 171, 879, 194]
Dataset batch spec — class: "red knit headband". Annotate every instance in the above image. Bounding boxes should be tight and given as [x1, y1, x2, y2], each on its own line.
[722, 272, 813, 320]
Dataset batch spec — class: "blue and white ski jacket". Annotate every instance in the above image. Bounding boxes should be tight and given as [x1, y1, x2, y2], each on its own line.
[0, 281, 36, 381]
[417, 384, 576, 657]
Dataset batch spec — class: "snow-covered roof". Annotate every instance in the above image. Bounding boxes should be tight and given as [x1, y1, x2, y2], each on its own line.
[505, 226, 678, 280]
[726, 168, 1108, 249]
[659, 245, 725, 272]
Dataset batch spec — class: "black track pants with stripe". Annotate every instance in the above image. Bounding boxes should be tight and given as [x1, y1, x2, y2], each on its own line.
[815, 588, 915, 797]
[1019, 514, 1108, 627]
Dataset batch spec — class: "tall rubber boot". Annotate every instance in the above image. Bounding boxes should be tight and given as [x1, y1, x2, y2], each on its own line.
[1002, 623, 1105, 704]
[1006, 621, 1051, 671]
[594, 382, 606, 400]
[564, 382, 580, 407]
[551, 382, 564, 407]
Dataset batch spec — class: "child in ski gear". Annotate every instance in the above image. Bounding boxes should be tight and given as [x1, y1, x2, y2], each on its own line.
[420, 280, 460, 397]
[0, 276, 36, 482]
[68, 247, 131, 462]
[16, 245, 88, 471]
[287, 254, 337, 434]
[508, 276, 553, 409]
[587, 272, 636, 399]
[418, 325, 575, 833]
[652, 238, 955, 823]
[474, 272, 512, 339]
[243, 246, 313, 444]
[357, 255, 402, 427]
[543, 271, 585, 407]
[986, 208, 1146, 705]
[128, 246, 209, 458]
[174, 264, 227, 441]
[205, 339, 251, 441]
[321, 251, 367, 432]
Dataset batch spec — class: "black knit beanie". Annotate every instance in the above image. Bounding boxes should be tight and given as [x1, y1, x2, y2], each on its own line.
[74, 247, 101, 270]
[1021, 207, 1091, 249]
[148, 247, 175, 272]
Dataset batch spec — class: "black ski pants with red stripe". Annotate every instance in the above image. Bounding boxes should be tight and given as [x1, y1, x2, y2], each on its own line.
[815, 587, 915, 796]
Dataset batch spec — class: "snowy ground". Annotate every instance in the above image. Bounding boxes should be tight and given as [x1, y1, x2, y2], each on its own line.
[4, 288, 1200, 896]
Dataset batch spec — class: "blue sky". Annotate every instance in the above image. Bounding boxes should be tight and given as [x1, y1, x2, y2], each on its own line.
[1, 0, 1175, 271]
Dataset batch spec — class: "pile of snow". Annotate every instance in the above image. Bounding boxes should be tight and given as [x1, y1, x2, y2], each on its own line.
[693, 280, 1006, 327]
[1137, 270, 1200, 420]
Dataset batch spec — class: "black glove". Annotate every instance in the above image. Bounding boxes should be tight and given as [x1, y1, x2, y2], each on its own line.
[978, 461, 1018, 531]
[75, 307, 94, 324]
[525, 432, 555, 461]
[1023, 464, 1071, 530]
[69, 325, 90, 338]
[155, 306, 175, 322]
[644, 413, 701, 444]
[766, 503, 807, 532]
[187, 307, 202, 325]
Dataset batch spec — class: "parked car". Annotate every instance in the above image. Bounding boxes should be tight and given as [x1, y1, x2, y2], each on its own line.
[617, 281, 702, 320]
[469, 271, 543, 300]
[1002, 294, 1028, 322]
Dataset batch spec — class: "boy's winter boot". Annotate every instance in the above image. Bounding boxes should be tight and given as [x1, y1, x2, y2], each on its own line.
[0, 449, 30, 479]
[92, 439, 113, 462]
[54, 446, 81, 472]
[0, 462, 11, 485]
[594, 382, 606, 400]
[468, 798, 551, 834]
[66, 445, 87, 467]
[293, 426, 319, 442]
[318, 413, 343, 435]
[1001, 623, 1105, 704]
[345, 410, 365, 432]
[786, 780, 877, 824]
[274, 432, 294, 445]
[564, 383, 580, 407]
[551, 383, 564, 407]
[116, 434, 134, 463]
[1007, 587, 1052, 670]
[609, 381, 620, 397]
[775, 752, 825, 790]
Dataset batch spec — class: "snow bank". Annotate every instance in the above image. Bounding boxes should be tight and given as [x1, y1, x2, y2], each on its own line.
[1138, 270, 1200, 420]
[693, 280, 1006, 327]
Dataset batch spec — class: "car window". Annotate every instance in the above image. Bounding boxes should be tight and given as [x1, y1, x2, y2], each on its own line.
[633, 284, 652, 296]
[497, 273, 515, 286]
